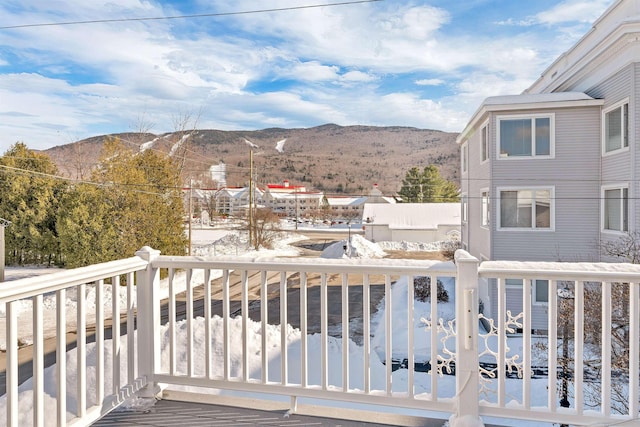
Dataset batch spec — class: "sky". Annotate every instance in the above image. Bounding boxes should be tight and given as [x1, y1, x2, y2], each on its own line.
[0, 0, 617, 151]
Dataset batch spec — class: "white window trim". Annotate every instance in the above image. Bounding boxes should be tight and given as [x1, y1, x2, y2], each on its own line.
[496, 113, 555, 160]
[480, 121, 489, 164]
[602, 98, 630, 157]
[480, 188, 490, 229]
[601, 182, 629, 235]
[496, 186, 555, 231]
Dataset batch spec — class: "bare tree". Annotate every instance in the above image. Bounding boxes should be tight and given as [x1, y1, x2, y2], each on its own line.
[247, 208, 281, 250]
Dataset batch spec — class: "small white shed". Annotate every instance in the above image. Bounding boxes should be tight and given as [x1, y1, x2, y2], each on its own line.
[362, 203, 461, 243]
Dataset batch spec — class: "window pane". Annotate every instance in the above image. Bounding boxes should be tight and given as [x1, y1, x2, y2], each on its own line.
[605, 188, 621, 230]
[500, 191, 518, 227]
[605, 107, 622, 152]
[481, 126, 488, 161]
[516, 190, 533, 227]
[500, 119, 532, 157]
[535, 118, 550, 156]
[535, 280, 549, 303]
[535, 190, 551, 228]
[482, 191, 490, 226]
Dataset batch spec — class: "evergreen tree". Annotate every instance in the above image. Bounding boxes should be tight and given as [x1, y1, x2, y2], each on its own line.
[0, 142, 65, 265]
[398, 165, 459, 203]
[57, 137, 188, 266]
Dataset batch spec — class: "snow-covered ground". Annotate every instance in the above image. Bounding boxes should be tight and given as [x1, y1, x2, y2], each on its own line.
[0, 228, 555, 426]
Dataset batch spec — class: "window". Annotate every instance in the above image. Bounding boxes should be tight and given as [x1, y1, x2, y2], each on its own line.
[481, 190, 490, 227]
[461, 143, 468, 173]
[498, 115, 553, 158]
[603, 101, 629, 154]
[506, 279, 549, 304]
[603, 185, 628, 232]
[462, 194, 468, 223]
[498, 187, 553, 230]
[481, 124, 489, 163]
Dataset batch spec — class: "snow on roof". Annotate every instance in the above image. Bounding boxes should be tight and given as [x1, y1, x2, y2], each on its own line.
[326, 196, 367, 206]
[362, 203, 461, 229]
[268, 191, 323, 200]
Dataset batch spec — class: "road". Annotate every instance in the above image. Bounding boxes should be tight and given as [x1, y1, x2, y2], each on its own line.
[0, 230, 391, 396]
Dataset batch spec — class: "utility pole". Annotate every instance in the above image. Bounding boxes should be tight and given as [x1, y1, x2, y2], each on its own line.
[248, 149, 254, 247]
[0, 218, 11, 282]
[188, 178, 193, 256]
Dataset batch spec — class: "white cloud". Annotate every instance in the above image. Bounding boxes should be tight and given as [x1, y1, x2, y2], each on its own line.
[536, 0, 613, 25]
[415, 78, 445, 86]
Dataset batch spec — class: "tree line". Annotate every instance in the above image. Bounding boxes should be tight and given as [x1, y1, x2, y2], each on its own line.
[0, 139, 187, 268]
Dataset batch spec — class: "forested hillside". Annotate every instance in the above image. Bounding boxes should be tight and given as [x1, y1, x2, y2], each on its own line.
[44, 124, 460, 196]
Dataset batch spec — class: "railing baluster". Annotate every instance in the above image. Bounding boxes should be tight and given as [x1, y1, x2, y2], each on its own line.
[523, 279, 532, 409]
[223, 269, 230, 380]
[363, 274, 371, 394]
[321, 272, 328, 390]
[7, 300, 18, 427]
[497, 277, 506, 407]
[76, 283, 86, 418]
[430, 273, 438, 400]
[96, 281, 104, 405]
[204, 269, 212, 379]
[33, 294, 44, 427]
[186, 269, 194, 377]
[602, 281, 612, 416]
[385, 274, 392, 395]
[340, 273, 349, 391]
[630, 282, 640, 417]
[112, 275, 120, 393]
[574, 280, 585, 413]
[300, 271, 308, 388]
[280, 271, 288, 385]
[242, 270, 249, 382]
[549, 280, 558, 412]
[56, 288, 67, 427]
[126, 272, 135, 383]
[261, 270, 268, 383]
[168, 268, 176, 375]
[407, 274, 414, 398]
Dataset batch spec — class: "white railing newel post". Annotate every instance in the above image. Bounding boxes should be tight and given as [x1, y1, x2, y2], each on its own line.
[135, 246, 162, 399]
[450, 249, 484, 427]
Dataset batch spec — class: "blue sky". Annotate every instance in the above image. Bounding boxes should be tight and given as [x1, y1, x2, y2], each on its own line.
[0, 0, 616, 151]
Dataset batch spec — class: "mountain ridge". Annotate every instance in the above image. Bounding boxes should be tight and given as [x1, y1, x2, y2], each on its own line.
[44, 124, 460, 196]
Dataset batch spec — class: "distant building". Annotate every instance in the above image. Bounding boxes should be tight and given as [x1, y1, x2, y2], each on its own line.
[209, 162, 226, 189]
[362, 203, 460, 243]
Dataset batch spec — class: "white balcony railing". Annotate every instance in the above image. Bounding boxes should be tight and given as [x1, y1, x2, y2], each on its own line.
[1, 248, 640, 426]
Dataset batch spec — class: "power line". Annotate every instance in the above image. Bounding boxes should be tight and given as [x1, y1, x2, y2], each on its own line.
[0, 0, 383, 30]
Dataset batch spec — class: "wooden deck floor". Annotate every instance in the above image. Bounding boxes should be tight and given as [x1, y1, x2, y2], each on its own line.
[92, 391, 470, 427]
[94, 399, 415, 427]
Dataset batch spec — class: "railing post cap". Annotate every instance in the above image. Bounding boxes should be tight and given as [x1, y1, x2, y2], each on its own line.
[454, 249, 479, 264]
[135, 246, 161, 261]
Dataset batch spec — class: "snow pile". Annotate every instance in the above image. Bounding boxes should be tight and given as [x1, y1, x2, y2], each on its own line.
[378, 240, 447, 252]
[192, 230, 304, 258]
[321, 234, 387, 259]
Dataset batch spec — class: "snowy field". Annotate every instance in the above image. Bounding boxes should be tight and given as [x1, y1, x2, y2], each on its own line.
[0, 228, 557, 426]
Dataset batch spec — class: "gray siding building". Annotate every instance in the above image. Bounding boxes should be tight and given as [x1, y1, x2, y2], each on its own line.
[458, 0, 640, 330]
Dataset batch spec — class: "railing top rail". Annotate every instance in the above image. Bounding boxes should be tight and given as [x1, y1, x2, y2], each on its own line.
[152, 255, 457, 276]
[0, 256, 148, 303]
[479, 259, 640, 282]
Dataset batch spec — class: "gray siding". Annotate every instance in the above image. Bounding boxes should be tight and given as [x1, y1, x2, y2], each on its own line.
[587, 64, 635, 257]
[460, 117, 492, 261]
[491, 107, 601, 262]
